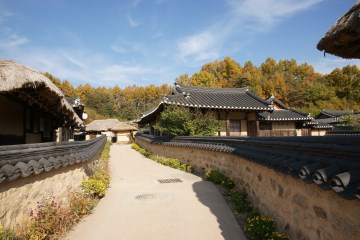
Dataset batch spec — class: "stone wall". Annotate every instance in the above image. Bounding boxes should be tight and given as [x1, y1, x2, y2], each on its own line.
[136, 138, 360, 240]
[0, 160, 95, 229]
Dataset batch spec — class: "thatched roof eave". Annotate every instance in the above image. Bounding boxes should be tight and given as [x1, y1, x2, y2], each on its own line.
[317, 1, 360, 59]
[0, 59, 83, 127]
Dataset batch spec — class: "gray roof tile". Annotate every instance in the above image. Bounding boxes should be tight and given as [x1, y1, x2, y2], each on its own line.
[258, 110, 312, 121]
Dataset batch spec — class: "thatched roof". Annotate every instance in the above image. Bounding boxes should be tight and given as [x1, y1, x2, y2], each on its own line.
[86, 119, 120, 132]
[0, 59, 83, 127]
[86, 119, 137, 132]
[112, 122, 137, 131]
[317, 1, 360, 59]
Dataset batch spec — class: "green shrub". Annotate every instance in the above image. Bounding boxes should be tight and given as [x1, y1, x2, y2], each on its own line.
[205, 169, 235, 189]
[153, 106, 220, 136]
[247, 209, 261, 218]
[91, 170, 110, 188]
[228, 189, 253, 213]
[100, 141, 111, 162]
[268, 232, 290, 240]
[132, 144, 192, 173]
[0, 226, 19, 240]
[131, 143, 141, 151]
[244, 216, 276, 240]
[143, 150, 153, 158]
[81, 178, 107, 198]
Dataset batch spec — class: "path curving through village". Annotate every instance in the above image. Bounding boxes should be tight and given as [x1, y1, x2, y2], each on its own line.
[66, 144, 245, 240]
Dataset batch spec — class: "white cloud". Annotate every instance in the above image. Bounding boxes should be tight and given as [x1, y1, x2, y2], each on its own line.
[0, 29, 28, 49]
[65, 56, 87, 69]
[127, 11, 140, 27]
[131, 0, 141, 8]
[111, 39, 143, 54]
[177, 30, 221, 65]
[2, 45, 171, 87]
[0, 11, 13, 22]
[176, 0, 323, 67]
[226, 0, 323, 27]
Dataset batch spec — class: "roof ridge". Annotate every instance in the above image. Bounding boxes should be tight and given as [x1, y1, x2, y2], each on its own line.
[174, 83, 248, 93]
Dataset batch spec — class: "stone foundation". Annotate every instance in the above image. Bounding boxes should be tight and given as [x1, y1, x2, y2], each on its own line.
[136, 138, 360, 240]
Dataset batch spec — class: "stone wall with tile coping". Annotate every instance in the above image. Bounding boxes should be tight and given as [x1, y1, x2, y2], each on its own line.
[0, 160, 95, 229]
[136, 137, 360, 240]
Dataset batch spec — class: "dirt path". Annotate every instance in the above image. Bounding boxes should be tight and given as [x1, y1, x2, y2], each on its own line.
[66, 144, 245, 240]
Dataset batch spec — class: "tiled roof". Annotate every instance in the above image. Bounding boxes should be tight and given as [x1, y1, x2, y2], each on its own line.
[312, 122, 333, 129]
[167, 83, 273, 110]
[316, 117, 341, 124]
[305, 120, 333, 129]
[258, 110, 312, 121]
[136, 83, 273, 124]
[318, 109, 354, 118]
[136, 133, 360, 200]
[260, 96, 312, 121]
[0, 136, 106, 184]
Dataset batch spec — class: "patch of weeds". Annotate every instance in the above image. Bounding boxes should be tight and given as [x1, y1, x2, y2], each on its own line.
[28, 197, 72, 239]
[205, 169, 235, 189]
[0, 225, 19, 240]
[268, 231, 290, 240]
[68, 191, 98, 223]
[24, 192, 98, 240]
[244, 216, 289, 240]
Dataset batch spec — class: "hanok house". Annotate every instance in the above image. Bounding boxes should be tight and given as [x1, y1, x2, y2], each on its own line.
[137, 83, 274, 136]
[312, 109, 357, 133]
[315, 109, 354, 125]
[85, 119, 137, 143]
[257, 96, 313, 136]
[0, 59, 83, 145]
[305, 120, 333, 136]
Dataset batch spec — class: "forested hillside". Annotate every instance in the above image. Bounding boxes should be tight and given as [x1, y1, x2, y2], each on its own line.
[44, 72, 172, 123]
[176, 57, 360, 116]
[44, 57, 360, 123]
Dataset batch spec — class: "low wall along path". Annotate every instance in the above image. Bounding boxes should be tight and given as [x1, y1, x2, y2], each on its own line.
[0, 136, 106, 228]
[135, 134, 360, 240]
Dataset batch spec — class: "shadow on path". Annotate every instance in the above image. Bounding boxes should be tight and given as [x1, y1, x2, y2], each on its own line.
[192, 181, 246, 240]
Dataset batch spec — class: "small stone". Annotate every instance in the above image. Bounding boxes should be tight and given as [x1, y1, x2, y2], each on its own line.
[292, 193, 308, 209]
[313, 205, 327, 219]
[278, 184, 284, 198]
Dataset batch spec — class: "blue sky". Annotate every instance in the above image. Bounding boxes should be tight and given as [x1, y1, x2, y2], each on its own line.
[0, 0, 359, 88]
